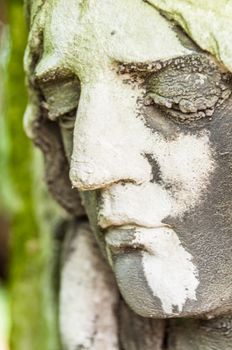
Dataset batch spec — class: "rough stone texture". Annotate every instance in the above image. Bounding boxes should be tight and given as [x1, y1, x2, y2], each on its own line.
[146, 54, 231, 123]
[168, 317, 232, 350]
[119, 300, 165, 350]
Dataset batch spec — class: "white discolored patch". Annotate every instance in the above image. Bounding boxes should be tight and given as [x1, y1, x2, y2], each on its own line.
[98, 130, 215, 228]
[149, 131, 216, 217]
[98, 182, 172, 229]
[132, 227, 199, 314]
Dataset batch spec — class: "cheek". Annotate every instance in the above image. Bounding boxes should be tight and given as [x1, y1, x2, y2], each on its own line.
[151, 131, 215, 216]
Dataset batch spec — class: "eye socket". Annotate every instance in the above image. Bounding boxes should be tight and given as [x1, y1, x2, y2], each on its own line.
[144, 55, 231, 124]
[37, 73, 80, 161]
[39, 76, 81, 120]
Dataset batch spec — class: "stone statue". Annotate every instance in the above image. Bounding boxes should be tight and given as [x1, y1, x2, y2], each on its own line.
[24, 0, 232, 349]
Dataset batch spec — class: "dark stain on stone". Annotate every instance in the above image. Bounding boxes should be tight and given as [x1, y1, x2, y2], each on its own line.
[145, 153, 163, 184]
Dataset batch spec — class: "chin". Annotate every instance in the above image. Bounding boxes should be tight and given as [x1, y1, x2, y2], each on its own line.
[110, 250, 193, 318]
[109, 249, 232, 319]
[106, 226, 200, 318]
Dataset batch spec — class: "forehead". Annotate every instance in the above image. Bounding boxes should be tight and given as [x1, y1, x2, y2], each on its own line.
[36, 0, 190, 78]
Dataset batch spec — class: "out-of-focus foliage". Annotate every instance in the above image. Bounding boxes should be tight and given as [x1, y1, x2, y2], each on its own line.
[0, 288, 10, 345]
[0, 22, 17, 213]
[1, 1, 61, 349]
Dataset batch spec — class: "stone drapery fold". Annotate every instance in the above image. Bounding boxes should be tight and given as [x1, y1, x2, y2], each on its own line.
[146, 0, 232, 72]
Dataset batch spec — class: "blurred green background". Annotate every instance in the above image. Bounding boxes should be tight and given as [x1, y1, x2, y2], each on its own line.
[0, 1, 61, 349]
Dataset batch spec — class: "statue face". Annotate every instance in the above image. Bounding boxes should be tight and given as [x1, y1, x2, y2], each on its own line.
[34, 0, 232, 318]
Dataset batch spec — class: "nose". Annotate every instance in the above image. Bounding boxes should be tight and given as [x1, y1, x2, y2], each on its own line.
[70, 78, 152, 190]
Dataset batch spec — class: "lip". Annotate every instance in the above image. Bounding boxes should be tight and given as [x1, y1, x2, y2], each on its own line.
[98, 214, 171, 230]
[104, 224, 170, 254]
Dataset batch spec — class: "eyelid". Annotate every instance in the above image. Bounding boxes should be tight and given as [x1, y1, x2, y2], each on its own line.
[39, 77, 81, 120]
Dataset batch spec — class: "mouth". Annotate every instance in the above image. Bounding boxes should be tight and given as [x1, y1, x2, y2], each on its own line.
[98, 213, 171, 230]
[104, 224, 171, 254]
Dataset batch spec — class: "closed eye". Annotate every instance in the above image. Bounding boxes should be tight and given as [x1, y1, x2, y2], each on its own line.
[37, 74, 80, 161]
[38, 75, 80, 120]
[144, 54, 231, 125]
